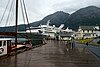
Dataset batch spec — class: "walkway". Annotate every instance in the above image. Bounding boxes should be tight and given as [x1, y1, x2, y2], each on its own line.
[0, 40, 100, 67]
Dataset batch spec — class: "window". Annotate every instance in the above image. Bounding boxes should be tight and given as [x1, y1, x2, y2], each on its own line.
[3, 41, 6, 46]
[83, 30, 84, 33]
[88, 30, 89, 32]
[7, 40, 11, 46]
[92, 30, 93, 33]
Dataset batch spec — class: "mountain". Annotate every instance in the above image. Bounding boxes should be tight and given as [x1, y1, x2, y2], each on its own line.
[29, 6, 100, 30]
[66, 6, 100, 30]
[0, 11, 69, 32]
[0, 24, 26, 32]
[0, 6, 100, 32]
[30, 11, 70, 27]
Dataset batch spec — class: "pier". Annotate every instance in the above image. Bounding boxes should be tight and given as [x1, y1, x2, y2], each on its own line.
[0, 40, 100, 67]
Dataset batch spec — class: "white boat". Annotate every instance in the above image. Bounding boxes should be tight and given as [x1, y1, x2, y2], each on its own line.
[0, 38, 12, 56]
[0, 38, 26, 56]
[26, 20, 64, 39]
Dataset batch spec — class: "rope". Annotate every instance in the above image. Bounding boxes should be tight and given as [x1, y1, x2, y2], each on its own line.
[22, 0, 31, 33]
[20, 0, 27, 30]
[0, 0, 10, 24]
[9, 0, 15, 27]
[3, 0, 14, 32]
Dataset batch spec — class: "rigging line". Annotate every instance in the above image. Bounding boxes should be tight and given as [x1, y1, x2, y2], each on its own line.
[0, 0, 11, 24]
[5, 0, 14, 27]
[22, 0, 31, 33]
[9, 0, 15, 26]
[4, 0, 14, 32]
[20, 0, 27, 31]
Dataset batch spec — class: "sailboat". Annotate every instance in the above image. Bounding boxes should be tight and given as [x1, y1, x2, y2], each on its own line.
[0, 0, 46, 56]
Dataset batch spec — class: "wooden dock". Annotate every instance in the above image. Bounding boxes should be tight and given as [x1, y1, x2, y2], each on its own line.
[12, 45, 26, 50]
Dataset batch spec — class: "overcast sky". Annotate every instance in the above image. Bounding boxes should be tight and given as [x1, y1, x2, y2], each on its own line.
[0, 0, 100, 26]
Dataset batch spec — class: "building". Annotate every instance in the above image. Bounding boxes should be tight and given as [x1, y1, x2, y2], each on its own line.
[58, 27, 74, 40]
[75, 26, 99, 39]
[59, 32, 74, 40]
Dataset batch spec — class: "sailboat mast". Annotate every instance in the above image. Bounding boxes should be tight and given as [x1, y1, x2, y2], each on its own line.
[15, 0, 18, 47]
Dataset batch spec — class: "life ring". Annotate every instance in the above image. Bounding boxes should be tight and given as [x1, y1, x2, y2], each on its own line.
[0, 48, 4, 54]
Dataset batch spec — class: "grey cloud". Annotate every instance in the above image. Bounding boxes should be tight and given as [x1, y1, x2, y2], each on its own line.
[0, 0, 100, 26]
[52, 0, 100, 13]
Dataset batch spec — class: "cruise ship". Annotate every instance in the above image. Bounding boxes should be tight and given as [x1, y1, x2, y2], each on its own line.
[26, 20, 74, 39]
[26, 20, 64, 39]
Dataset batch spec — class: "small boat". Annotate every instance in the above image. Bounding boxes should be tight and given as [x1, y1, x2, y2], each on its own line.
[0, 38, 12, 56]
[0, 38, 26, 56]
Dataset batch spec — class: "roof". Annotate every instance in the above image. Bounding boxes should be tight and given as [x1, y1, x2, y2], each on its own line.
[0, 38, 12, 41]
[79, 26, 95, 30]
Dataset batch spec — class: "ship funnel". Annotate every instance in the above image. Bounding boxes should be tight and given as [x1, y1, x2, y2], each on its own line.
[58, 24, 64, 29]
[47, 20, 50, 26]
